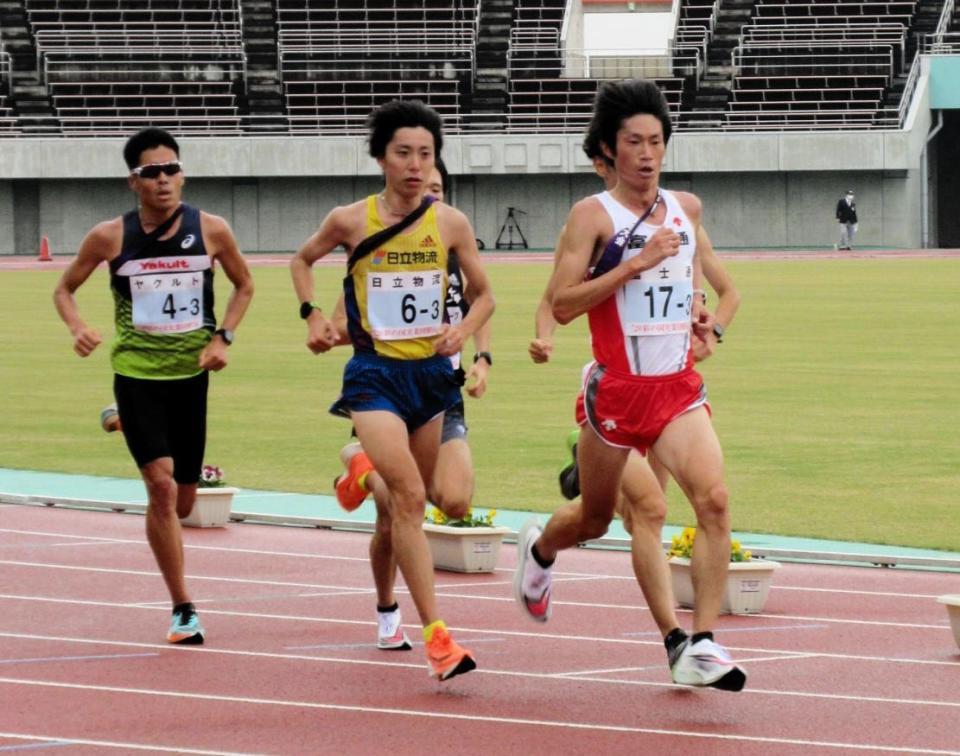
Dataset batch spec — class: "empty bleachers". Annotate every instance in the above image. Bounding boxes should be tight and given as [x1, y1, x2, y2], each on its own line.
[0, 52, 20, 134]
[716, 0, 918, 130]
[25, 0, 244, 136]
[276, 0, 477, 134]
[505, 0, 695, 133]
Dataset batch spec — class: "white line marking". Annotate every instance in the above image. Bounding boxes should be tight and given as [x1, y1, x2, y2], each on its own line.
[0, 630, 958, 711]
[558, 652, 818, 678]
[0, 679, 956, 754]
[1, 558, 949, 631]
[0, 559, 372, 592]
[1, 594, 958, 670]
[0, 732, 255, 755]
[1, 527, 953, 602]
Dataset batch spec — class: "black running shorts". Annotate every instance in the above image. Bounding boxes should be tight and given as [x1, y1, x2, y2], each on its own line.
[113, 371, 209, 484]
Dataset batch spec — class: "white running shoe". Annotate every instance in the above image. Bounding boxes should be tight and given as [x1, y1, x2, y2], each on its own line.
[377, 608, 412, 651]
[670, 636, 746, 691]
[513, 518, 552, 623]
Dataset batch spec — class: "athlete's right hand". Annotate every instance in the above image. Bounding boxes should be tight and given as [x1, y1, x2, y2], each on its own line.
[71, 325, 102, 357]
[306, 315, 338, 354]
[528, 337, 553, 364]
[630, 227, 680, 272]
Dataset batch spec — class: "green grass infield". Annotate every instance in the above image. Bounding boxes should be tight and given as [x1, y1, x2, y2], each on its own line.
[2, 256, 958, 551]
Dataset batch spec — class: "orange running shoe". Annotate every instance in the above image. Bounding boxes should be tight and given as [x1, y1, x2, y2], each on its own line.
[334, 451, 374, 512]
[425, 625, 476, 681]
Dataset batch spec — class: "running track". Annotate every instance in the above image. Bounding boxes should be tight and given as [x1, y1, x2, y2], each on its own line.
[3, 248, 960, 271]
[1, 503, 958, 755]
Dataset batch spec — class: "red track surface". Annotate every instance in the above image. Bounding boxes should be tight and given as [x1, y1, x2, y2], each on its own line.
[1, 503, 958, 755]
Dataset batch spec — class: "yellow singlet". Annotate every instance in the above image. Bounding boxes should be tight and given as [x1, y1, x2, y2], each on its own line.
[344, 195, 448, 360]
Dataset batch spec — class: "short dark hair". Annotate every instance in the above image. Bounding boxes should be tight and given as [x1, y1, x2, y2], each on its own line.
[582, 120, 614, 167]
[123, 127, 180, 170]
[435, 156, 450, 196]
[590, 79, 672, 158]
[366, 99, 443, 159]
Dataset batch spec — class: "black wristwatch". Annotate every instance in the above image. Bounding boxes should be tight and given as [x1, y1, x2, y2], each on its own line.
[299, 301, 321, 319]
[473, 351, 493, 366]
[712, 324, 725, 343]
[214, 328, 234, 345]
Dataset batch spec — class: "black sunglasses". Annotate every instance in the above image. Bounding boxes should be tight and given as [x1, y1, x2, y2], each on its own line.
[130, 161, 183, 179]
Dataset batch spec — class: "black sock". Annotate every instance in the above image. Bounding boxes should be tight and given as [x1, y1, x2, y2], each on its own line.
[664, 627, 688, 653]
[691, 631, 714, 645]
[173, 601, 195, 618]
[531, 543, 555, 569]
[377, 602, 399, 614]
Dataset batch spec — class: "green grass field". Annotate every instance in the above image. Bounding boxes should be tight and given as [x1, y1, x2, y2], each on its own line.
[2, 257, 958, 551]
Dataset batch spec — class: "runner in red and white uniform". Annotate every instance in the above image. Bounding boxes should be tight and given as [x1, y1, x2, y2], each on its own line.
[514, 78, 747, 692]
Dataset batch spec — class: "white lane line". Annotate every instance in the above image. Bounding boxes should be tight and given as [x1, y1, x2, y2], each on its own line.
[0, 732, 254, 755]
[0, 559, 372, 592]
[1, 527, 953, 602]
[0, 678, 957, 755]
[1, 595, 958, 670]
[558, 652, 819, 678]
[0, 559, 949, 630]
[1, 630, 959, 710]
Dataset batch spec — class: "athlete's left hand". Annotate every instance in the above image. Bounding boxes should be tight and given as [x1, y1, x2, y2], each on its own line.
[199, 338, 228, 371]
[691, 305, 715, 343]
[434, 324, 465, 357]
[465, 360, 489, 399]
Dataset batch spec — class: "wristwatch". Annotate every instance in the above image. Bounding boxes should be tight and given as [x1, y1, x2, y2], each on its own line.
[213, 328, 234, 345]
[299, 301, 321, 319]
[711, 324, 725, 343]
[473, 351, 493, 366]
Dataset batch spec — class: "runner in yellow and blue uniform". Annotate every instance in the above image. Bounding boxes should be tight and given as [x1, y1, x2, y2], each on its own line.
[290, 100, 494, 682]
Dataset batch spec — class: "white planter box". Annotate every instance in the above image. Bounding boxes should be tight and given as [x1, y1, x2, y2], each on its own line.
[423, 523, 510, 573]
[668, 557, 780, 615]
[937, 595, 960, 650]
[180, 487, 237, 528]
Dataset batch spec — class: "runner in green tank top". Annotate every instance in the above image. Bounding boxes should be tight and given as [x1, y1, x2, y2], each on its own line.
[53, 127, 254, 645]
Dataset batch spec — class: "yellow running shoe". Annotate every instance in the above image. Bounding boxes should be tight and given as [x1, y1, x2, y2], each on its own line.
[425, 625, 476, 681]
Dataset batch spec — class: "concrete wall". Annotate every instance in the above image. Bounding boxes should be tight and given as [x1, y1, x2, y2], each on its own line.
[0, 61, 938, 255]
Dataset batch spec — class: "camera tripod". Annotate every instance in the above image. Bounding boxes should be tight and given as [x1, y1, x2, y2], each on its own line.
[495, 207, 528, 250]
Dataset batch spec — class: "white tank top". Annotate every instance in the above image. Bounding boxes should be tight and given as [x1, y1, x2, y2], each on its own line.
[589, 189, 696, 376]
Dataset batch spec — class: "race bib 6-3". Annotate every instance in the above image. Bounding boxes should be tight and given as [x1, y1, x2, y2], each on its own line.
[367, 269, 444, 340]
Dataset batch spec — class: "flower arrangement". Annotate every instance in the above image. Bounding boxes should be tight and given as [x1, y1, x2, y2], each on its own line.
[667, 527, 752, 562]
[426, 506, 497, 528]
[199, 464, 227, 488]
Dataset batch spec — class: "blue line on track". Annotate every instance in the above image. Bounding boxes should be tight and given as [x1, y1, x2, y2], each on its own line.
[0, 742, 73, 752]
[0, 653, 159, 665]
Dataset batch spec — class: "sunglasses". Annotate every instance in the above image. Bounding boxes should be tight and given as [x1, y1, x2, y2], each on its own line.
[130, 161, 183, 179]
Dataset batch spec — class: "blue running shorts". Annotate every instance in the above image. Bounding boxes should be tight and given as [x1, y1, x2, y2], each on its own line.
[330, 352, 461, 432]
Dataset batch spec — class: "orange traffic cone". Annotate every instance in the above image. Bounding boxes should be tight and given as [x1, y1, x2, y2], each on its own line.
[38, 235, 52, 262]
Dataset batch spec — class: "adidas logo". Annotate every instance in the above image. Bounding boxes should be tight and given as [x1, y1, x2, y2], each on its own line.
[420, 235, 436, 247]
[601, 419, 617, 431]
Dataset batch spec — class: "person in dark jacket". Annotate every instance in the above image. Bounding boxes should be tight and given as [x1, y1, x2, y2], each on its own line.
[836, 189, 858, 250]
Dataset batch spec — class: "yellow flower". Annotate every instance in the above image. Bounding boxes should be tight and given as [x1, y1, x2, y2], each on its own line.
[666, 528, 752, 562]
